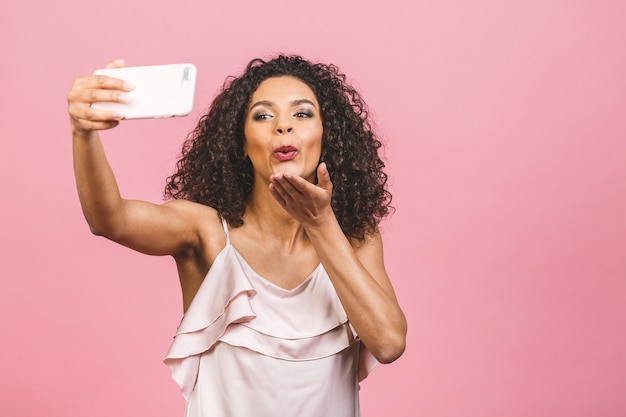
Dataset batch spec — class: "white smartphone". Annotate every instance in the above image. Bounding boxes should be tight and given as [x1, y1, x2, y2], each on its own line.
[92, 63, 197, 119]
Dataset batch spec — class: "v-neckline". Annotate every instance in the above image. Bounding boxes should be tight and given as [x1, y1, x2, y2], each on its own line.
[226, 244, 322, 293]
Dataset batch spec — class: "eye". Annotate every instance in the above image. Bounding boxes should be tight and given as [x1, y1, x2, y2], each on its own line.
[252, 112, 272, 121]
[294, 111, 313, 118]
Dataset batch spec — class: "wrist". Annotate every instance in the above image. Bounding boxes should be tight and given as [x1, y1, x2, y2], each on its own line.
[303, 209, 340, 236]
[71, 124, 98, 141]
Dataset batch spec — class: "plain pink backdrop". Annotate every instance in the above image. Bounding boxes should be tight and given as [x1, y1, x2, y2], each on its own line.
[2, 1, 625, 416]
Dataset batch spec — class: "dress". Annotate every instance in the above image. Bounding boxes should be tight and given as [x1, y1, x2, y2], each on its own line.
[164, 217, 377, 417]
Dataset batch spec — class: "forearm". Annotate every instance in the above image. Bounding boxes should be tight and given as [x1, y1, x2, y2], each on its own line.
[304, 217, 407, 363]
[72, 129, 125, 236]
[268, 166, 406, 362]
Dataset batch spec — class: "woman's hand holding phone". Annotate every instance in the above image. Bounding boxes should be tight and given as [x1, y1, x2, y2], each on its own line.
[67, 59, 133, 133]
[67, 60, 197, 133]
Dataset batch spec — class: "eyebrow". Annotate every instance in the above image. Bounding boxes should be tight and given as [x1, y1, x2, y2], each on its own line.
[249, 99, 317, 111]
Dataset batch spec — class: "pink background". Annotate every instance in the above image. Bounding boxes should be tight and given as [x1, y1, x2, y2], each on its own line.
[2, 1, 625, 416]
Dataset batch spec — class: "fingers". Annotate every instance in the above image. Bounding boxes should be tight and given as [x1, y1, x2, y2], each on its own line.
[67, 59, 133, 106]
[70, 73, 134, 95]
[269, 163, 333, 199]
[271, 173, 305, 194]
[67, 60, 134, 133]
[68, 99, 125, 132]
[269, 173, 297, 207]
[67, 84, 128, 132]
[105, 58, 126, 69]
[269, 169, 332, 209]
[269, 170, 334, 226]
[316, 163, 333, 192]
[269, 183, 288, 207]
[67, 81, 130, 105]
[73, 118, 122, 132]
[269, 173, 314, 209]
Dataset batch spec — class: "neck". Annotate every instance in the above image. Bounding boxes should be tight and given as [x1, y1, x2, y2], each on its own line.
[243, 183, 307, 247]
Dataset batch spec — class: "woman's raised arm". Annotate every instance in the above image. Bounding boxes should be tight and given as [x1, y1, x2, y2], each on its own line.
[269, 164, 407, 363]
[68, 60, 204, 256]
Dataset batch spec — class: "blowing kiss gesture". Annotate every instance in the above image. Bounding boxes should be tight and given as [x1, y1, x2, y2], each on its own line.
[269, 162, 334, 228]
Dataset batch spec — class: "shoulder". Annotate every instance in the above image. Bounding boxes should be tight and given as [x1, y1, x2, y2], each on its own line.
[163, 198, 219, 219]
[351, 228, 384, 254]
[351, 229, 388, 279]
[162, 199, 225, 255]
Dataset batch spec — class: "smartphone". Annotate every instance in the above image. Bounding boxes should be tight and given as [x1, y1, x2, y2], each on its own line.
[92, 63, 197, 119]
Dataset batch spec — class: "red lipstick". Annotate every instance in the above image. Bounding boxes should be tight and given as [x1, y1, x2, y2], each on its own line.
[273, 145, 298, 161]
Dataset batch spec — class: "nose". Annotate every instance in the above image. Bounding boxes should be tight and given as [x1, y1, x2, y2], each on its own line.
[275, 117, 293, 135]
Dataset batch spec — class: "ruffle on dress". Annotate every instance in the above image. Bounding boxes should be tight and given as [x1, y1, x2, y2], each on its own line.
[164, 244, 377, 401]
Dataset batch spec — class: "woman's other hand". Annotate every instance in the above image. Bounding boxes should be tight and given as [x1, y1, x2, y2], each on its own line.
[269, 162, 335, 227]
[67, 59, 133, 134]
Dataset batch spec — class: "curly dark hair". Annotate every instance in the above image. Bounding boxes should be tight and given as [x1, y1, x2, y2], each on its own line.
[164, 55, 392, 240]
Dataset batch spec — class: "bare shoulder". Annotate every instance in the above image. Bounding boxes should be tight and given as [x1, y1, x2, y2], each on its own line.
[162, 199, 225, 252]
[162, 198, 218, 221]
[351, 229, 384, 254]
[351, 230, 386, 277]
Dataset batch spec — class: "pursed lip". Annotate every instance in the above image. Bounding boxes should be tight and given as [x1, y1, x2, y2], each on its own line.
[273, 145, 299, 161]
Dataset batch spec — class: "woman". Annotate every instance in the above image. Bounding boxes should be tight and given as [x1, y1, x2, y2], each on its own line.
[68, 55, 406, 417]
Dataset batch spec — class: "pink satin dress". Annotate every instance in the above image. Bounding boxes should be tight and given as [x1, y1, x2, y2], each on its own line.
[164, 218, 377, 417]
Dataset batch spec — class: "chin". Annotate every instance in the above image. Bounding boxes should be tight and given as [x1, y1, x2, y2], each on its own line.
[273, 161, 301, 175]
[272, 162, 317, 182]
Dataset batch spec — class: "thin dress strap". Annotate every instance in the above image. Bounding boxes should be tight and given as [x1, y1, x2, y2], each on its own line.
[220, 216, 231, 245]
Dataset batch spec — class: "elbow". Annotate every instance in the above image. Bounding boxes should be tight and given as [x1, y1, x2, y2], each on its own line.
[369, 324, 407, 364]
[86, 218, 110, 237]
[81, 209, 106, 236]
[88, 222, 103, 236]
[378, 314, 408, 364]
[373, 337, 406, 364]
[85, 217, 122, 240]
[81, 203, 125, 239]
[366, 314, 408, 364]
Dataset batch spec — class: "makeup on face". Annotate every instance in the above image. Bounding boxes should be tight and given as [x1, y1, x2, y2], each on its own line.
[243, 76, 323, 181]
